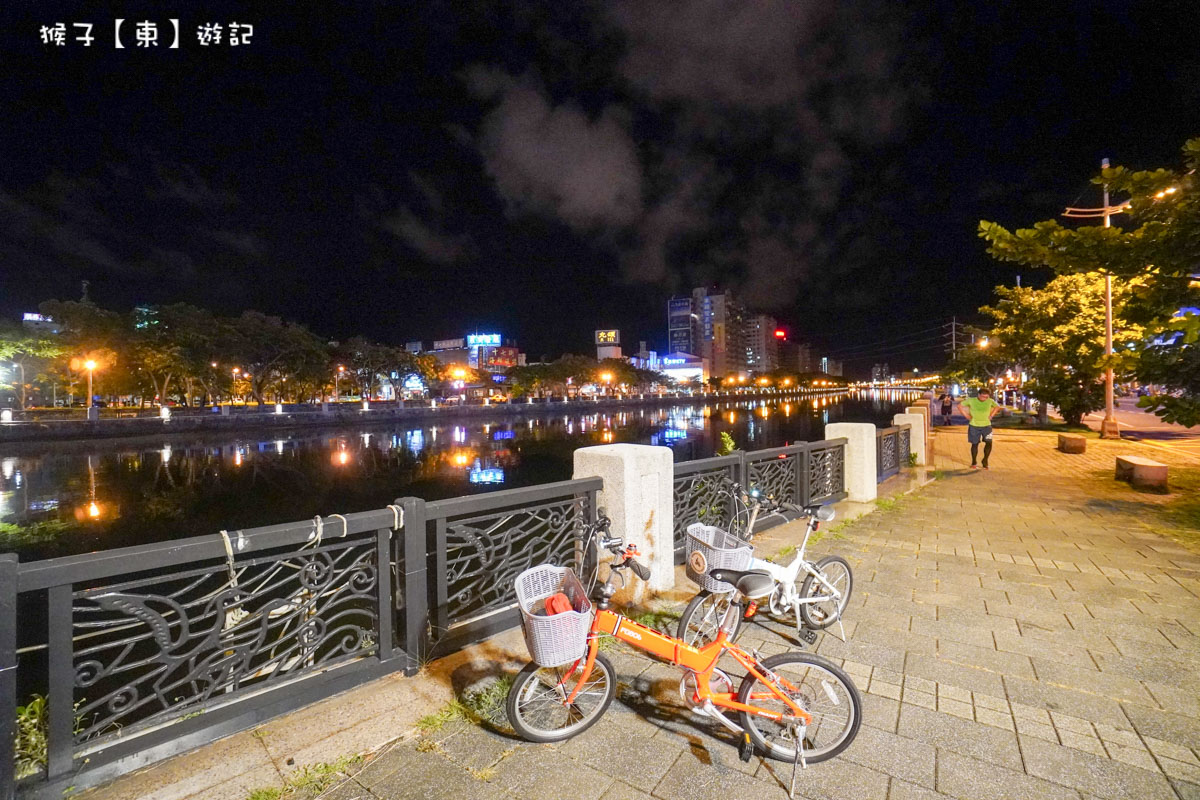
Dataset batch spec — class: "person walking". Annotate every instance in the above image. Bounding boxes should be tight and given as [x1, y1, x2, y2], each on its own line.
[957, 388, 1000, 469]
[939, 391, 954, 426]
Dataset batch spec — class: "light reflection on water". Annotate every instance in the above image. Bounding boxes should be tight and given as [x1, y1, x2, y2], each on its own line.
[0, 390, 921, 560]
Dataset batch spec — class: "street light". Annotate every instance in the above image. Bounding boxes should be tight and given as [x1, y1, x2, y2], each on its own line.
[335, 365, 345, 401]
[84, 359, 97, 409]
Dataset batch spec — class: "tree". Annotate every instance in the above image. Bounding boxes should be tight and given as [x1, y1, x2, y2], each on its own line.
[978, 274, 1145, 425]
[0, 325, 64, 409]
[980, 137, 1200, 423]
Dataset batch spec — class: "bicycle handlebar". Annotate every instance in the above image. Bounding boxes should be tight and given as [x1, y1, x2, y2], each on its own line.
[625, 558, 651, 581]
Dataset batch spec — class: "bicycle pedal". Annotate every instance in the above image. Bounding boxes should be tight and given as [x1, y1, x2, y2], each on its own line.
[800, 629, 818, 645]
[738, 732, 754, 763]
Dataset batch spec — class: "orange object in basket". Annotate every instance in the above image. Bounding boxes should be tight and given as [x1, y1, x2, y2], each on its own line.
[544, 592, 573, 615]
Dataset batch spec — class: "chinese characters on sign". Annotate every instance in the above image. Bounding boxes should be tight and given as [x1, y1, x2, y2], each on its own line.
[39, 21, 253, 48]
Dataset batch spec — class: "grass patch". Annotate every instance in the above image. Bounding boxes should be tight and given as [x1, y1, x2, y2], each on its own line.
[770, 544, 797, 563]
[417, 676, 513, 733]
[245, 754, 364, 800]
[1159, 466, 1200, 542]
[628, 608, 680, 633]
[874, 496, 904, 512]
[932, 469, 946, 481]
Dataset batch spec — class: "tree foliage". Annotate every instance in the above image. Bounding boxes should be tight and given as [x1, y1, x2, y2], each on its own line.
[974, 274, 1145, 425]
[979, 137, 1200, 424]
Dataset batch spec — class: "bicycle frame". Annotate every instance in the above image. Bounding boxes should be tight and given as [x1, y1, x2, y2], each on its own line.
[560, 606, 811, 726]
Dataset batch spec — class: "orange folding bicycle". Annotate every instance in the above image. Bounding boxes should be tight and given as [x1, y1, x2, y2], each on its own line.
[506, 518, 862, 797]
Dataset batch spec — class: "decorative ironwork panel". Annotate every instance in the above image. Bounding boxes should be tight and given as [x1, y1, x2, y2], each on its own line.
[878, 431, 899, 480]
[899, 427, 911, 465]
[807, 444, 844, 504]
[746, 454, 800, 506]
[71, 535, 380, 745]
[439, 496, 586, 629]
[672, 468, 738, 553]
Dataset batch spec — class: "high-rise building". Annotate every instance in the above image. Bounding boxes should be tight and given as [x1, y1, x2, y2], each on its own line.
[778, 341, 814, 374]
[819, 357, 843, 377]
[871, 363, 891, 382]
[665, 288, 748, 379]
[746, 315, 779, 373]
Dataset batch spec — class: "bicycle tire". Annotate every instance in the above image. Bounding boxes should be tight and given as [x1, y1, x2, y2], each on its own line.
[736, 651, 862, 763]
[506, 653, 615, 743]
[676, 590, 742, 648]
[798, 555, 853, 630]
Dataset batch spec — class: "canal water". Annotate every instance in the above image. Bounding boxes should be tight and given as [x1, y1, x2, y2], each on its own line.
[0, 390, 921, 560]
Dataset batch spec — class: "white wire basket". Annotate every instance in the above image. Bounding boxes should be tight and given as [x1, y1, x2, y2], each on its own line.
[515, 564, 593, 668]
[685, 523, 754, 593]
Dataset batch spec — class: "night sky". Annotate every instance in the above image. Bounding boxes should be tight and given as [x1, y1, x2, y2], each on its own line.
[2, 1, 1197, 375]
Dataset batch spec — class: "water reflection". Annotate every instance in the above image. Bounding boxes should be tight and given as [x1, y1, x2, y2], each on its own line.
[0, 390, 921, 560]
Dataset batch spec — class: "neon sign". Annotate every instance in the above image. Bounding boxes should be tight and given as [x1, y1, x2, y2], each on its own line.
[663, 358, 686, 366]
[467, 333, 502, 347]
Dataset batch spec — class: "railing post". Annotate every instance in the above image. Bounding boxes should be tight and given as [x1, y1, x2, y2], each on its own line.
[46, 584, 74, 779]
[1, 555, 16, 800]
[397, 496, 428, 675]
[374, 527, 395, 664]
[796, 444, 810, 508]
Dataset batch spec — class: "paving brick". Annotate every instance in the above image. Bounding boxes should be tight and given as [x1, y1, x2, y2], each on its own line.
[937, 638, 1037, 679]
[898, 703, 1023, 770]
[975, 707, 1015, 731]
[840, 724, 936, 789]
[1031, 659, 1158, 706]
[1020, 735, 1176, 800]
[1002, 676, 1125, 723]
[904, 653, 1006, 697]
[935, 750, 1081, 800]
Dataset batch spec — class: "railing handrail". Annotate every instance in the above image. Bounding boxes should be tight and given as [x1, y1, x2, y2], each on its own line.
[425, 477, 602, 518]
[16, 506, 404, 592]
[672, 453, 743, 476]
[741, 443, 809, 462]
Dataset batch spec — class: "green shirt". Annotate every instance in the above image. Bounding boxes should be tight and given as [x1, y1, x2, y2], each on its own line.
[961, 397, 999, 427]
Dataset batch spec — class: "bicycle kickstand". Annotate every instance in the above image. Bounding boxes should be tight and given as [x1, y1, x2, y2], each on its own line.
[789, 724, 808, 799]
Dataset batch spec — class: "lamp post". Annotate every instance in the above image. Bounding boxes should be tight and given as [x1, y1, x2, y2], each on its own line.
[335, 365, 344, 402]
[85, 359, 96, 408]
[1062, 158, 1131, 439]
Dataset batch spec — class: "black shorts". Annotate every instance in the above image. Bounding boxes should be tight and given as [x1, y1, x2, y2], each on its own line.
[967, 425, 993, 444]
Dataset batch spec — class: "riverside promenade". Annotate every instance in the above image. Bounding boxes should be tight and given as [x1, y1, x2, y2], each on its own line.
[79, 425, 1200, 800]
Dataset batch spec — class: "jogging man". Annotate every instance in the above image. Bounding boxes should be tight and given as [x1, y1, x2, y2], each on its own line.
[958, 388, 1000, 469]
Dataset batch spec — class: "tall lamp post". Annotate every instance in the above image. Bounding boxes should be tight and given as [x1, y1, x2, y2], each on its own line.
[85, 359, 96, 408]
[335, 365, 344, 402]
[1063, 158, 1130, 439]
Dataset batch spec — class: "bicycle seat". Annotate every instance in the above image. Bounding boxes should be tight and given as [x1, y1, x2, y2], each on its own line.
[708, 568, 775, 600]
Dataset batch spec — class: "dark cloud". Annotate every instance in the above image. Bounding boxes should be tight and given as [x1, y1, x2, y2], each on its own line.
[381, 207, 467, 264]
[467, 67, 643, 230]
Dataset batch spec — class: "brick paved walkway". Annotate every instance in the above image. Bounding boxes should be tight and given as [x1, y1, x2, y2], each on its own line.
[308, 427, 1200, 800]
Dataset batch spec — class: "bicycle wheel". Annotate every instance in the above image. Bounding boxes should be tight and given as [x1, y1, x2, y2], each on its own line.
[677, 590, 741, 648]
[798, 555, 853, 630]
[736, 652, 861, 763]
[506, 653, 616, 743]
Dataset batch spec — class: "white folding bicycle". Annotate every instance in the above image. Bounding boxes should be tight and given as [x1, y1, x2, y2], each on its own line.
[676, 487, 853, 648]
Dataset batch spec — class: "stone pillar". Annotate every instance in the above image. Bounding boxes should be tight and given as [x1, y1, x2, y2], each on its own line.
[320, 402, 329, 414]
[573, 444, 674, 595]
[906, 405, 930, 436]
[894, 413, 927, 465]
[824, 423, 877, 502]
[220, 404, 232, 416]
[86, 406, 99, 422]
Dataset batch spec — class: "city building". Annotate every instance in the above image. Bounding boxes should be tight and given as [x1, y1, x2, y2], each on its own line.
[629, 341, 661, 372]
[404, 341, 422, 354]
[21, 312, 61, 334]
[429, 337, 470, 367]
[777, 341, 813, 374]
[819, 357, 843, 377]
[666, 287, 747, 380]
[659, 352, 708, 385]
[595, 329, 622, 361]
[746, 314, 779, 373]
[871, 363, 891, 382]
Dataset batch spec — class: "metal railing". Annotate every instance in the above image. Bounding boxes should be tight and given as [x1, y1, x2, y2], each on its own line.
[4, 479, 600, 799]
[671, 439, 848, 560]
[876, 425, 911, 481]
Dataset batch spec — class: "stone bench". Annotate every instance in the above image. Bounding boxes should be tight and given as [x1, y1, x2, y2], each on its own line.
[1057, 433, 1087, 454]
[1115, 455, 1169, 491]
